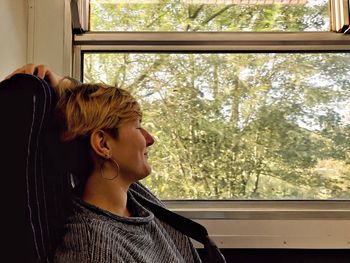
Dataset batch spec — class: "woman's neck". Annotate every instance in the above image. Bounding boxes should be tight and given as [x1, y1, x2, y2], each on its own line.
[81, 172, 132, 217]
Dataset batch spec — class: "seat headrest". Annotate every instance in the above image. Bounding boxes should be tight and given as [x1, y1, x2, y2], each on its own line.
[0, 74, 73, 263]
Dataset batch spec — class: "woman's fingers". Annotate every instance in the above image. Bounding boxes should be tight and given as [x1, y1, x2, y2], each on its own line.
[36, 64, 47, 79]
[45, 70, 62, 88]
[35, 64, 62, 87]
[4, 64, 35, 80]
[4, 64, 63, 88]
[24, 64, 36, 75]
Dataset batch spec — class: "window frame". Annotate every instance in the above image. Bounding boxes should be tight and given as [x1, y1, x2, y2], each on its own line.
[72, 0, 350, 249]
[73, 31, 350, 80]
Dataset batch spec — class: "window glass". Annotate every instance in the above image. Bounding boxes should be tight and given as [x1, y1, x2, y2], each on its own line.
[83, 52, 350, 200]
[89, 0, 330, 32]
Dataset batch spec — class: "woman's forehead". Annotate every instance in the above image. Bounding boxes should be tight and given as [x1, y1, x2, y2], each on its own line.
[120, 116, 141, 125]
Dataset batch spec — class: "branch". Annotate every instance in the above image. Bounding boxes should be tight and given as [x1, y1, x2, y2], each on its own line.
[193, 5, 233, 31]
[146, 10, 168, 28]
[128, 57, 166, 90]
[189, 4, 205, 19]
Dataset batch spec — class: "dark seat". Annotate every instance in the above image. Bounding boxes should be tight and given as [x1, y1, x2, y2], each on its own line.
[0, 74, 72, 263]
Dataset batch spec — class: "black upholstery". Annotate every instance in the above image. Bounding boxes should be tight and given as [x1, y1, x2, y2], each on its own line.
[0, 74, 72, 263]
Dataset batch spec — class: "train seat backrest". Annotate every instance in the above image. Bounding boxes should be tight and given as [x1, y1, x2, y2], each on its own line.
[0, 74, 73, 263]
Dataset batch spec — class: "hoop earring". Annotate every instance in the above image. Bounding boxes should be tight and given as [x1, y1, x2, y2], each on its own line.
[100, 157, 120, 180]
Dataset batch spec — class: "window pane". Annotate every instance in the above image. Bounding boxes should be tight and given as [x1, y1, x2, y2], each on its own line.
[90, 0, 330, 32]
[83, 52, 350, 200]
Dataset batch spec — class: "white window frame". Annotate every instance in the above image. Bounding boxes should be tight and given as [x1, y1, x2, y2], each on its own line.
[72, 0, 350, 249]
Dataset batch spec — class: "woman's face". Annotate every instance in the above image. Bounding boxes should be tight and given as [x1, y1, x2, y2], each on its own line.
[110, 118, 154, 182]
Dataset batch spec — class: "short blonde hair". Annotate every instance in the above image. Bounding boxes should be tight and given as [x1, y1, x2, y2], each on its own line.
[55, 78, 142, 142]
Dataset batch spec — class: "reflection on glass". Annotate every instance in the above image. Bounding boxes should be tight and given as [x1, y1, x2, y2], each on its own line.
[90, 0, 329, 31]
[83, 52, 350, 200]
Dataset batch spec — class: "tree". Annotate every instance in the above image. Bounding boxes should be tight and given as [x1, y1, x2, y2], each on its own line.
[85, 0, 350, 199]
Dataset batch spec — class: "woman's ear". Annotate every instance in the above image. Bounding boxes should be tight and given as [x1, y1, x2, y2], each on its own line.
[90, 130, 111, 158]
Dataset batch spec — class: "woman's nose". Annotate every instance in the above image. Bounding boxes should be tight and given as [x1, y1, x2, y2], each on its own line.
[142, 128, 154, 147]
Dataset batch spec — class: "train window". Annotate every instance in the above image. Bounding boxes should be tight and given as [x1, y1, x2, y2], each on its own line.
[70, 1, 350, 248]
[73, 0, 350, 201]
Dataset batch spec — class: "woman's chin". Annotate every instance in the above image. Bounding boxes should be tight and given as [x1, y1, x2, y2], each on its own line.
[136, 166, 152, 181]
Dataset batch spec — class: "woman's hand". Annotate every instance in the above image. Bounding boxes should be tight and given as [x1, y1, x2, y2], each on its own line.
[4, 64, 63, 89]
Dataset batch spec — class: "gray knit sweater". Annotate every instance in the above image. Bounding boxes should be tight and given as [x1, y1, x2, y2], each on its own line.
[53, 182, 202, 263]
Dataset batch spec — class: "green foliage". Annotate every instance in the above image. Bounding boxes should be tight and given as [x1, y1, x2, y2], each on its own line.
[85, 1, 350, 200]
[89, 0, 329, 31]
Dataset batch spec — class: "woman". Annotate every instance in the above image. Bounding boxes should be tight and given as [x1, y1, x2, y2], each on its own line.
[6, 64, 203, 263]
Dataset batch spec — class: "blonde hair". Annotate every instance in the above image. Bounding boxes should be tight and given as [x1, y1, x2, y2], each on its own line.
[55, 78, 142, 142]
